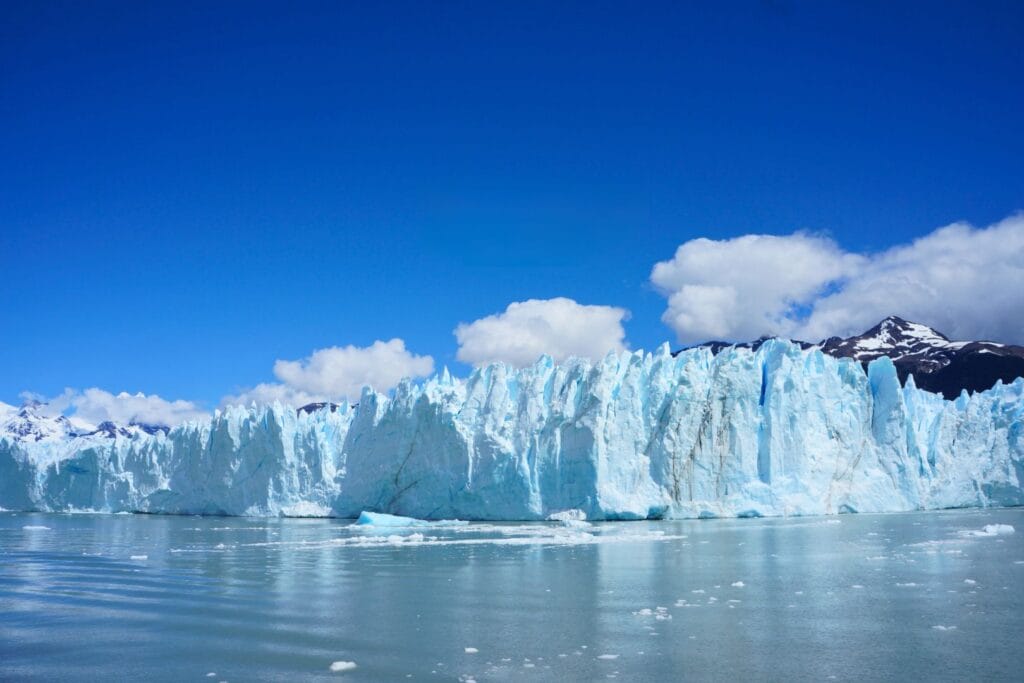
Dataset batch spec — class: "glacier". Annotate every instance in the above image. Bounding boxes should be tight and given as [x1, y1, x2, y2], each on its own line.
[1, 340, 1022, 520]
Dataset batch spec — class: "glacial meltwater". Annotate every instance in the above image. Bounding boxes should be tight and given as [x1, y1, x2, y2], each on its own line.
[1, 509, 1022, 682]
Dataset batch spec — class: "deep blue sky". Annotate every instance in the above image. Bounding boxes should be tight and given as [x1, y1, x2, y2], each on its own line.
[2, 1, 1022, 407]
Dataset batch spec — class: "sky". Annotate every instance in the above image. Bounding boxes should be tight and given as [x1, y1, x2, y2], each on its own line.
[1, 1, 1022, 424]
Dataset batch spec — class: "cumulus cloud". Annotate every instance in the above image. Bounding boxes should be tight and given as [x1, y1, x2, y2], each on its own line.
[651, 233, 863, 344]
[22, 388, 208, 427]
[454, 297, 629, 367]
[652, 214, 1024, 345]
[222, 338, 435, 408]
[219, 383, 324, 410]
[796, 215, 1024, 342]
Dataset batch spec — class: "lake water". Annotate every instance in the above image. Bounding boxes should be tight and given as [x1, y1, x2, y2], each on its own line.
[1, 509, 1021, 682]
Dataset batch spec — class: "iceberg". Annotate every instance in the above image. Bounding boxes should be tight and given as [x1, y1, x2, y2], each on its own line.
[547, 509, 587, 522]
[354, 511, 467, 527]
[1, 341, 1022, 520]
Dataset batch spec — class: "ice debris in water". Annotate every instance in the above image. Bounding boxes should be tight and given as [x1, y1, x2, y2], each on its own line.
[329, 661, 357, 673]
[959, 524, 1015, 538]
[633, 607, 671, 620]
[731, 581, 745, 587]
[932, 625, 957, 631]
[130, 555, 148, 561]
[548, 509, 590, 527]
[464, 647, 478, 654]
[355, 511, 467, 527]
[22, 525, 50, 530]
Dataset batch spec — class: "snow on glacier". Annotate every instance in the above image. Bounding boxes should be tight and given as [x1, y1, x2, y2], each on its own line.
[1, 340, 1022, 519]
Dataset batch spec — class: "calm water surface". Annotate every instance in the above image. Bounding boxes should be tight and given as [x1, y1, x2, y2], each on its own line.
[1, 509, 1022, 682]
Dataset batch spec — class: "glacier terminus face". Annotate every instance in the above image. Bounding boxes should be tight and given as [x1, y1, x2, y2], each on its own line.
[2, 340, 1022, 520]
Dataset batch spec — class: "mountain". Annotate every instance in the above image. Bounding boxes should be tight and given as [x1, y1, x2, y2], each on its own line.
[0, 402, 167, 443]
[0, 402, 81, 442]
[1, 341, 1022, 519]
[296, 402, 343, 415]
[689, 316, 1024, 399]
[819, 316, 1024, 399]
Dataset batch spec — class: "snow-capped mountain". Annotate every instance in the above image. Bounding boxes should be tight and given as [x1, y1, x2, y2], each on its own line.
[819, 316, 1024, 398]
[691, 316, 1024, 399]
[819, 316, 967, 366]
[0, 401, 167, 443]
[0, 401, 86, 442]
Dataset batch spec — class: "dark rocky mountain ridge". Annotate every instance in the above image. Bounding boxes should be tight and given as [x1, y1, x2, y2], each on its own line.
[685, 316, 1024, 399]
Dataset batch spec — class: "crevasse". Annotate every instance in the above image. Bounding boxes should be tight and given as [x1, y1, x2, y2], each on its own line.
[2, 340, 1022, 519]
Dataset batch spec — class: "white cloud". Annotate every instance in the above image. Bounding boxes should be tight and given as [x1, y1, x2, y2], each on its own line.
[222, 338, 435, 408]
[796, 215, 1024, 342]
[651, 214, 1024, 345]
[651, 233, 863, 344]
[18, 339, 434, 424]
[454, 297, 629, 367]
[219, 383, 324, 410]
[23, 388, 208, 427]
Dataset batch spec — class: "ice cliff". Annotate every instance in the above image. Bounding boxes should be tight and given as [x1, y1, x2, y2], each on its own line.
[2, 340, 1022, 519]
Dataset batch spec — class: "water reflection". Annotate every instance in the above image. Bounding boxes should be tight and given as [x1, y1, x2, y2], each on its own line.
[1, 509, 1021, 681]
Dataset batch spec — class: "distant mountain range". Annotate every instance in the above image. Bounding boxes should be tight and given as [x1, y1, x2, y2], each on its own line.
[0, 400, 169, 443]
[688, 316, 1024, 399]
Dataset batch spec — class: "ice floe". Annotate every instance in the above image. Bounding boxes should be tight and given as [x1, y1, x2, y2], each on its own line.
[959, 524, 1015, 538]
[355, 511, 467, 527]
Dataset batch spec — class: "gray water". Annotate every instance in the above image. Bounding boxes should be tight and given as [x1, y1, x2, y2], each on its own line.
[1, 509, 1021, 682]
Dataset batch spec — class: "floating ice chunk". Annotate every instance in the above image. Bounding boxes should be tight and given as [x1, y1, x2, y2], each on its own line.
[130, 555, 148, 561]
[329, 661, 357, 672]
[932, 625, 957, 631]
[731, 581, 745, 587]
[963, 579, 977, 585]
[597, 654, 619, 660]
[959, 524, 1015, 538]
[22, 525, 50, 530]
[355, 511, 466, 527]
[464, 647, 478, 654]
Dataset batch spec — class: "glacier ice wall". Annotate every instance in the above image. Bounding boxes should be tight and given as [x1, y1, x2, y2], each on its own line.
[2, 340, 1022, 520]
